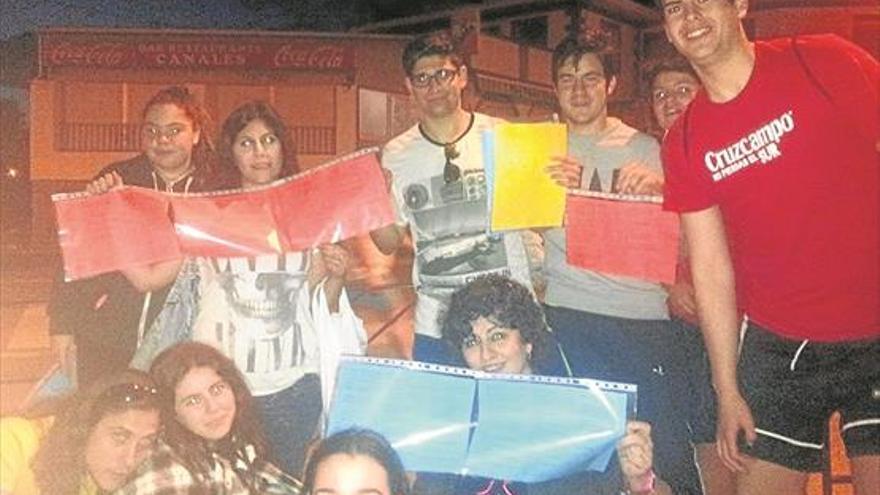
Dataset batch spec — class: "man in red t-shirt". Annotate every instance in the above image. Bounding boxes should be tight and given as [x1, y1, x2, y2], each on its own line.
[656, 0, 879, 493]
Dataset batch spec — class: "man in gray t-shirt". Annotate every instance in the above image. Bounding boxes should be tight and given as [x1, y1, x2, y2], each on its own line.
[542, 35, 701, 494]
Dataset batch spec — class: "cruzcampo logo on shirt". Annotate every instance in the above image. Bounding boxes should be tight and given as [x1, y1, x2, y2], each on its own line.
[703, 110, 795, 182]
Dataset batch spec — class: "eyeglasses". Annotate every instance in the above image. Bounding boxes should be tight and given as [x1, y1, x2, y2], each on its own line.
[409, 68, 459, 89]
[652, 84, 697, 105]
[141, 124, 188, 141]
[443, 144, 461, 184]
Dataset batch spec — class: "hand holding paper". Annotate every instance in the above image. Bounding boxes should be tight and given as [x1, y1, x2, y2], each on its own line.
[545, 155, 583, 189]
[53, 150, 394, 280]
[327, 357, 636, 483]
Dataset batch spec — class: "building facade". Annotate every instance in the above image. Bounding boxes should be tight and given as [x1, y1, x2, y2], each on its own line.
[2, 0, 876, 247]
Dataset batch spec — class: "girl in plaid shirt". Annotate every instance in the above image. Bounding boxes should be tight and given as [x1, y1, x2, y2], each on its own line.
[115, 342, 302, 494]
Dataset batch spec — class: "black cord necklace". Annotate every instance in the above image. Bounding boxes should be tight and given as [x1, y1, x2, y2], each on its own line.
[418, 112, 475, 183]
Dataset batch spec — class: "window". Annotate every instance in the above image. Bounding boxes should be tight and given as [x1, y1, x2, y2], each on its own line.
[358, 88, 417, 147]
[511, 16, 548, 48]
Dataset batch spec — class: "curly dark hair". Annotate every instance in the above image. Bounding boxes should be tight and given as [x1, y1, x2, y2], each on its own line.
[32, 369, 160, 495]
[441, 274, 550, 367]
[142, 85, 217, 185]
[551, 34, 617, 85]
[401, 31, 464, 76]
[149, 341, 272, 488]
[218, 100, 298, 188]
[303, 428, 410, 495]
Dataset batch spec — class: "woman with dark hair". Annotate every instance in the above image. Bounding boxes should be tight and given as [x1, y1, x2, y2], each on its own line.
[0, 370, 161, 494]
[117, 341, 301, 494]
[217, 100, 298, 188]
[121, 100, 366, 475]
[49, 84, 219, 389]
[424, 274, 672, 495]
[303, 429, 411, 495]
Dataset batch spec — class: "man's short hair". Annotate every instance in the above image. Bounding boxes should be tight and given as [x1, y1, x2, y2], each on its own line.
[644, 55, 698, 88]
[551, 34, 617, 85]
[401, 31, 464, 76]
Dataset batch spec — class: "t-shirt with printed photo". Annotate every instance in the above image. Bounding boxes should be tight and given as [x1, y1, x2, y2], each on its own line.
[382, 113, 533, 338]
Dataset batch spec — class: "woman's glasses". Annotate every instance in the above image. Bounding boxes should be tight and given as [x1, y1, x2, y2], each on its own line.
[141, 124, 187, 142]
[443, 144, 461, 184]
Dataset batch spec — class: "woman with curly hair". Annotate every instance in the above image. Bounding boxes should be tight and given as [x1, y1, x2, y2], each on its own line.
[0, 370, 161, 494]
[116, 341, 301, 494]
[421, 274, 672, 495]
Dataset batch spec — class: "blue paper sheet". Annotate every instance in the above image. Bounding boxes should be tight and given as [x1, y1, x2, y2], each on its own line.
[326, 357, 636, 482]
[482, 130, 495, 218]
[326, 359, 475, 474]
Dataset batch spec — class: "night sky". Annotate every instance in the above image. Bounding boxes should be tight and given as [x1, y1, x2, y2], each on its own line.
[0, 0, 657, 40]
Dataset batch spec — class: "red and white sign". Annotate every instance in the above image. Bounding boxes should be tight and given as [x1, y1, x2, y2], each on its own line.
[41, 34, 356, 71]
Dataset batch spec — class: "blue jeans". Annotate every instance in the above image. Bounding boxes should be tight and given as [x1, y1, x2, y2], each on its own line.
[544, 304, 704, 495]
[256, 373, 321, 476]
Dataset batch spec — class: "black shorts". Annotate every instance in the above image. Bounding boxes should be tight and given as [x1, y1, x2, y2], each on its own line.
[738, 322, 880, 472]
[669, 317, 717, 444]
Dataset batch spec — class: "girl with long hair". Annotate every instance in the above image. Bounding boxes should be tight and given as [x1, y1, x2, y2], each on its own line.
[50, 85, 219, 389]
[116, 341, 301, 493]
[120, 100, 366, 476]
[0, 370, 161, 494]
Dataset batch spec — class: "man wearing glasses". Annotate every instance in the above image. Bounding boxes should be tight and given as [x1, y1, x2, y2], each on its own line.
[540, 35, 701, 493]
[370, 32, 536, 362]
[657, 0, 879, 493]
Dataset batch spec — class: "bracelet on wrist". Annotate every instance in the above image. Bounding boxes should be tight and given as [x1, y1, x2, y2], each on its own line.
[623, 469, 656, 494]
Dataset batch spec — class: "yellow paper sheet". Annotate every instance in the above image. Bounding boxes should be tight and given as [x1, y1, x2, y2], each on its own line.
[491, 122, 567, 230]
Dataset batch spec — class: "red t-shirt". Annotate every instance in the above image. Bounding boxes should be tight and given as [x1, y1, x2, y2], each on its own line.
[662, 35, 879, 342]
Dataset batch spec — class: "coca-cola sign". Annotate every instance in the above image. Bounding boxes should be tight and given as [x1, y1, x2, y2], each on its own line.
[41, 35, 356, 72]
[47, 42, 133, 67]
[273, 44, 349, 69]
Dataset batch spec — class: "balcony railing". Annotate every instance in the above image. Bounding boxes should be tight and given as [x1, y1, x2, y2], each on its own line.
[56, 123, 336, 155]
[471, 71, 557, 108]
[56, 123, 142, 152]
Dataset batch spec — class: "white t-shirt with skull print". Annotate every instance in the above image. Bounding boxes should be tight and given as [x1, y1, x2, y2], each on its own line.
[192, 252, 320, 396]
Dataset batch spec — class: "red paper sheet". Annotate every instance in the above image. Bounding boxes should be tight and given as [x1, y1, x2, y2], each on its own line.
[54, 188, 179, 280]
[53, 150, 394, 280]
[271, 151, 396, 249]
[565, 193, 680, 284]
[172, 188, 281, 258]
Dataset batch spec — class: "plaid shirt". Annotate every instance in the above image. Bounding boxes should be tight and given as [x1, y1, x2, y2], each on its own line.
[114, 440, 302, 495]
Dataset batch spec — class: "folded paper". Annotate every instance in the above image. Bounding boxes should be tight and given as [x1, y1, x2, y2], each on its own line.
[53, 150, 394, 280]
[327, 356, 635, 483]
